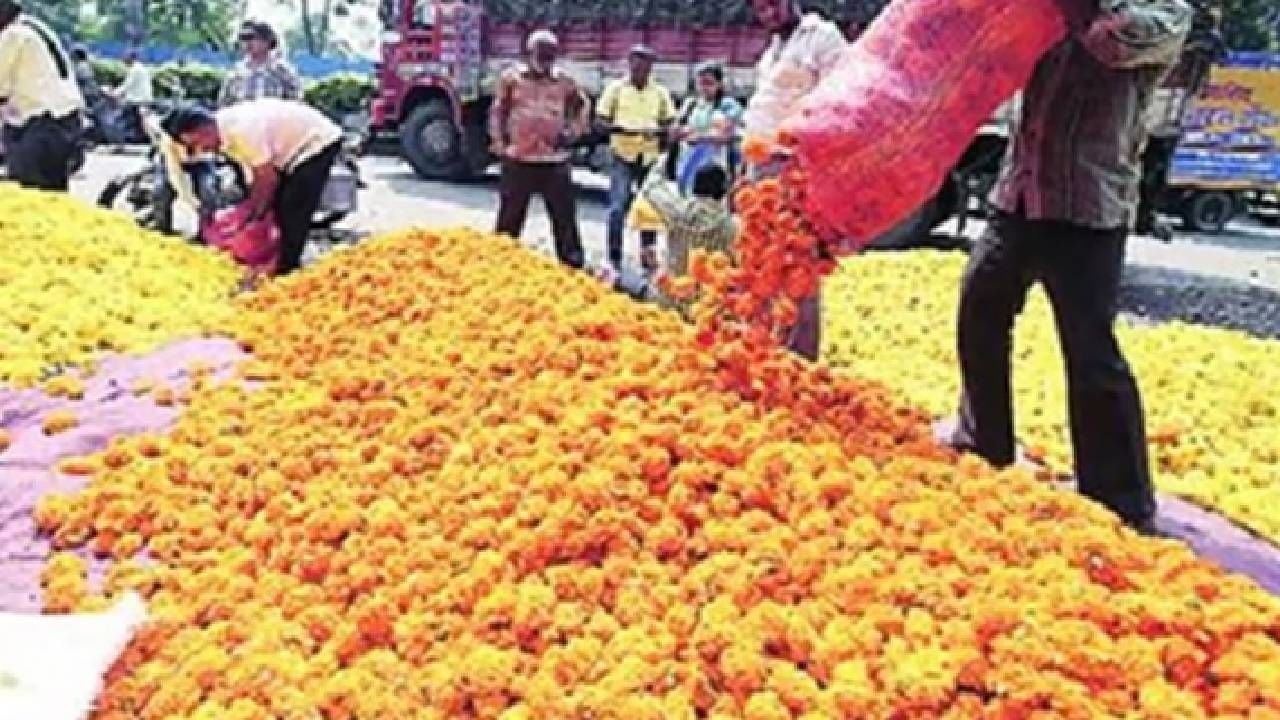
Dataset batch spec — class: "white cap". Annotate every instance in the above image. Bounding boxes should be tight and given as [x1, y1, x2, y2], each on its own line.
[526, 29, 559, 52]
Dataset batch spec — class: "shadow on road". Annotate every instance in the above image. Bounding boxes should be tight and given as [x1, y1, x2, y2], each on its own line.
[373, 165, 610, 211]
[1173, 220, 1280, 254]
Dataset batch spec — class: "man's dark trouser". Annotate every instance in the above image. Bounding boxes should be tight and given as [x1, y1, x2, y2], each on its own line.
[6, 113, 81, 192]
[955, 213, 1155, 525]
[496, 160, 584, 269]
[274, 142, 341, 275]
[607, 156, 657, 269]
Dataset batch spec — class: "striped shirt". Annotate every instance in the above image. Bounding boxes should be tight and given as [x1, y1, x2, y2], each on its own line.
[490, 64, 588, 164]
[218, 57, 303, 108]
[640, 163, 737, 314]
[993, 0, 1194, 230]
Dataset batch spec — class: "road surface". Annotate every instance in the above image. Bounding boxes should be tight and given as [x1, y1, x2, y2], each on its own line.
[72, 150, 1280, 336]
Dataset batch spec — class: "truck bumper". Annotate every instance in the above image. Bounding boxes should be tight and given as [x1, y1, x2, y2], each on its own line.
[370, 97, 396, 132]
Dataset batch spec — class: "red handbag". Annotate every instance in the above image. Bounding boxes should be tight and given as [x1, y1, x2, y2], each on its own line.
[204, 204, 282, 276]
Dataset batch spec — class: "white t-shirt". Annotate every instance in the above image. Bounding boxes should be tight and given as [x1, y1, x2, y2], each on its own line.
[119, 63, 154, 104]
[743, 13, 846, 138]
[216, 98, 342, 173]
[0, 16, 83, 125]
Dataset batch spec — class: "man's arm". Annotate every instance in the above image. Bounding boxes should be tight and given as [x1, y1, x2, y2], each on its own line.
[279, 63, 304, 101]
[218, 73, 237, 108]
[1078, 0, 1194, 69]
[810, 22, 847, 78]
[596, 81, 617, 126]
[245, 164, 280, 220]
[488, 71, 513, 155]
[0, 28, 27, 101]
[639, 161, 691, 226]
[565, 80, 589, 138]
[657, 86, 676, 128]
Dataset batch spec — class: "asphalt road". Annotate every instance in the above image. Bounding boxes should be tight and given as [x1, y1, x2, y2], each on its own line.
[73, 149, 1280, 299]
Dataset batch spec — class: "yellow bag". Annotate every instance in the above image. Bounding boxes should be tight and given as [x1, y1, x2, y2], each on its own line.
[628, 196, 668, 234]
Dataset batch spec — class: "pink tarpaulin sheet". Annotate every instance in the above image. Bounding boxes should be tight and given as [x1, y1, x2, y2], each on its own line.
[2, 337, 1278, 614]
[0, 338, 247, 613]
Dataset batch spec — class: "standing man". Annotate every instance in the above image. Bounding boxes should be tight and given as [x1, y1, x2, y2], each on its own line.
[743, 0, 846, 361]
[597, 45, 675, 275]
[162, 99, 343, 275]
[0, 0, 83, 191]
[114, 49, 153, 141]
[219, 21, 303, 108]
[490, 30, 587, 269]
[940, 0, 1194, 534]
[70, 45, 103, 111]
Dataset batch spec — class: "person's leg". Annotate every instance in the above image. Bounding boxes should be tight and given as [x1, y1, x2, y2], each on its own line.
[606, 157, 635, 268]
[190, 160, 220, 235]
[635, 161, 658, 269]
[5, 124, 35, 186]
[786, 294, 822, 362]
[952, 214, 1037, 467]
[152, 160, 178, 235]
[1040, 224, 1155, 525]
[495, 160, 534, 239]
[274, 144, 340, 274]
[542, 162, 585, 269]
[23, 119, 75, 192]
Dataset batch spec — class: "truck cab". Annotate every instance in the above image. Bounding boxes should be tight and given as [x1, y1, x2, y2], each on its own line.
[373, 0, 490, 180]
[370, 0, 841, 181]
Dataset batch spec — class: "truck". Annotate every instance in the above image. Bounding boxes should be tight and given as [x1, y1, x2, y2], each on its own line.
[1162, 51, 1280, 233]
[372, 0, 1256, 242]
[371, 0, 879, 180]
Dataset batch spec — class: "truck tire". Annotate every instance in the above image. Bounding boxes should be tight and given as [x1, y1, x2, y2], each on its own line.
[1182, 190, 1237, 235]
[400, 100, 462, 180]
[454, 120, 492, 182]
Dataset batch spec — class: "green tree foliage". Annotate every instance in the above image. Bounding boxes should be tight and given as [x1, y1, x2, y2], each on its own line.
[1218, 0, 1279, 51]
[24, 0, 84, 36]
[71, 0, 246, 50]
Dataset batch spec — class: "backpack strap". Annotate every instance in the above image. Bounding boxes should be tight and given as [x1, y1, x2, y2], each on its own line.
[20, 18, 70, 80]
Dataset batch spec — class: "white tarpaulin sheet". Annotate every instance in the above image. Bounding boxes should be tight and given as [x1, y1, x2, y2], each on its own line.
[0, 594, 146, 720]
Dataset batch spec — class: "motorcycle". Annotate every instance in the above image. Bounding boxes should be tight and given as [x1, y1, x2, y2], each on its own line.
[97, 110, 365, 247]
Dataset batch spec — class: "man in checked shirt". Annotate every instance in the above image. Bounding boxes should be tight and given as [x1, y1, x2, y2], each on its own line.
[939, 0, 1200, 535]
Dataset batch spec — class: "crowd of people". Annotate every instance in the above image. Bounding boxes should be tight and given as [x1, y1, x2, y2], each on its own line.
[488, 0, 847, 363]
[1, 0, 1212, 534]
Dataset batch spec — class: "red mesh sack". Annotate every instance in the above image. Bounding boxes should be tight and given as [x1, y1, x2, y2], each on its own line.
[780, 0, 1070, 251]
[203, 205, 282, 276]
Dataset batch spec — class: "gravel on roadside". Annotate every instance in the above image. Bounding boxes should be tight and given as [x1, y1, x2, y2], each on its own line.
[1119, 264, 1280, 340]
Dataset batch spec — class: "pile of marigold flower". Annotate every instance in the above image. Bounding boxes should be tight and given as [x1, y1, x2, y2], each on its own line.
[33, 227, 1280, 719]
[822, 250, 1280, 545]
[0, 187, 238, 387]
[674, 138, 838, 402]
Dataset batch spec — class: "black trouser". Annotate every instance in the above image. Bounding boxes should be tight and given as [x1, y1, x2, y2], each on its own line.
[495, 160, 584, 269]
[955, 213, 1155, 524]
[274, 142, 341, 275]
[5, 113, 81, 192]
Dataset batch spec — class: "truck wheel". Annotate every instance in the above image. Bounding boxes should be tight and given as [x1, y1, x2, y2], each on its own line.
[1182, 190, 1237, 234]
[400, 100, 462, 180]
[454, 121, 492, 181]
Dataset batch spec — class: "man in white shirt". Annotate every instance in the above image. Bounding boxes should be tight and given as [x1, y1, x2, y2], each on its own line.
[743, 0, 846, 140]
[0, 0, 84, 191]
[744, 0, 846, 362]
[112, 49, 153, 145]
[117, 50, 153, 105]
[163, 99, 343, 275]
